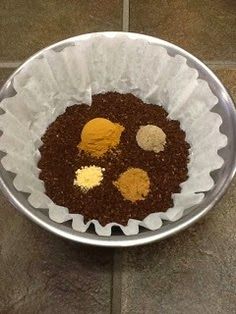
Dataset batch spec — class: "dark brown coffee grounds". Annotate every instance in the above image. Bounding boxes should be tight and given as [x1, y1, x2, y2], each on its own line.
[38, 92, 190, 226]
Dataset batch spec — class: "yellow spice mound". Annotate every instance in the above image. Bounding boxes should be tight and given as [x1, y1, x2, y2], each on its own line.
[113, 168, 150, 202]
[79, 118, 124, 157]
[74, 165, 105, 192]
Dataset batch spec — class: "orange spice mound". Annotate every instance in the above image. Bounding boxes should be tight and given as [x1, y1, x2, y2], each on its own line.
[113, 168, 150, 202]
[79, 117, 124, 157]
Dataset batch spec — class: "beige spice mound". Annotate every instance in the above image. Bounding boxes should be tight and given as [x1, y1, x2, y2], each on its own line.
[136, 124, 166, 153]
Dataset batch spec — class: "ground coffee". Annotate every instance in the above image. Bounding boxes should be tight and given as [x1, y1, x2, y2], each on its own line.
[38, 92, 190, 226]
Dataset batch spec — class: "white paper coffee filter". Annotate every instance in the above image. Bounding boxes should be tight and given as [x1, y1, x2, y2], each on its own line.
[0, 33, 227, 236]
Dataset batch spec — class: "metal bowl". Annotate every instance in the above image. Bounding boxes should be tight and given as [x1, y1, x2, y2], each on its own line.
[0, 32, 235, 247]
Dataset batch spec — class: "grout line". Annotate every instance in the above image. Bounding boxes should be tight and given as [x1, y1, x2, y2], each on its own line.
[111, 249, 123, 314]
[204, 60, 236, 70]
[0, 61, 23, 68]
[0, 59, 236, 70]
[122, 0, 129, 32]
[0, 60, 235, 70]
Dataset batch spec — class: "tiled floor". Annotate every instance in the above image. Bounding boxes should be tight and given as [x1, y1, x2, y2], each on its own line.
[0, 194, 113, 313]
[130, 0, 236, 61]
[0, 1, 235, 313]
[0, 0, 122, 61]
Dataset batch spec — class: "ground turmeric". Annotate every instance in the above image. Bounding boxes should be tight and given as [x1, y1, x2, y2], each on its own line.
[79, 117, 124, 157]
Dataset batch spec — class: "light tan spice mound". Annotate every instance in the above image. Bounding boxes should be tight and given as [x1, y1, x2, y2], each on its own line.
[79, 117, 124, 157]
[113, 168, 150, 202]
[74, 165, 105, 192]
[136, 124, 166, 153]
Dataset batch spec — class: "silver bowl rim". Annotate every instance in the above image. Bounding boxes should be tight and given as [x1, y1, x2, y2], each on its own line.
[0, 31, 235, 247]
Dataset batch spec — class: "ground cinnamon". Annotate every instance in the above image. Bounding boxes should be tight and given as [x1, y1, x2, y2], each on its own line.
[113, 168, 150, 202]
